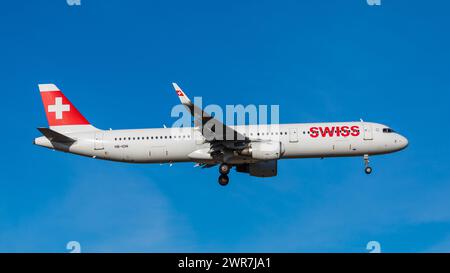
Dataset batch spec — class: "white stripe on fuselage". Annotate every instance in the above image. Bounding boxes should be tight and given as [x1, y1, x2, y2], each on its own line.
[36, 122, 408, 164]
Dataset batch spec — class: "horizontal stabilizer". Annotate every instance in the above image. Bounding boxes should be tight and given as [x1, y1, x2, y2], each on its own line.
[37, 127, 76, 143]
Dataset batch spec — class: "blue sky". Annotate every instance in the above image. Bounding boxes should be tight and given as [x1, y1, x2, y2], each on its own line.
[0, 0, 449, 252]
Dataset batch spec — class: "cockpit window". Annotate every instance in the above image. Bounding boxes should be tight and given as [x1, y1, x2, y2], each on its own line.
[383, 128, 395, 133]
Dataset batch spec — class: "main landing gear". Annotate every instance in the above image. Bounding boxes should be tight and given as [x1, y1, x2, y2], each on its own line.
[218, 163, 231, 186]
[364, 154, 373, 174]
[218, 174, 229, 186]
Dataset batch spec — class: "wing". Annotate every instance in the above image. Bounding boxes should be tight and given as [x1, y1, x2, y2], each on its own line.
[172, 83, 248, 146]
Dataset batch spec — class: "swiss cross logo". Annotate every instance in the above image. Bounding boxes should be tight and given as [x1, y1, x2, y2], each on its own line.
[176, 90, 184, 96]
[48, 97, 70, 120]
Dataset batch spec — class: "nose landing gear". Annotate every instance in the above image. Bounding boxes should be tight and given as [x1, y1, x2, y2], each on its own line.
[364, 154, 373, 174]
[218, 164, 231, 186]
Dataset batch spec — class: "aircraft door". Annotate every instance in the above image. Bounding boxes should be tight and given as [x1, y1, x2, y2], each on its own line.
[289, 128, 299, 143]
[94, 133, 104, 150]
[363, 123, 373, 140]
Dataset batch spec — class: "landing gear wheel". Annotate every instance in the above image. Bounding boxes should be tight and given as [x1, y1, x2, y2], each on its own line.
[219, 164, 231, 175]
[363, 154, 372, 175]
[218, 175, 229, 186]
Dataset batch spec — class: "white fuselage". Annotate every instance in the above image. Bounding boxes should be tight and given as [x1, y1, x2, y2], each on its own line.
[34, 121, 408, 164]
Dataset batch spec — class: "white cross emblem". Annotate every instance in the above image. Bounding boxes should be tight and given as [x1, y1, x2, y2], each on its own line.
[48, 97, 70, 120]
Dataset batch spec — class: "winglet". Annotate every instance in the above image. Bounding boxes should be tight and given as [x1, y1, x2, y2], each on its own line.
[172, 83, 192, 105]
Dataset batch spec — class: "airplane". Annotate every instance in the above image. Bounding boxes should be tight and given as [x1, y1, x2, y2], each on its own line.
[34, 83, 409, 186]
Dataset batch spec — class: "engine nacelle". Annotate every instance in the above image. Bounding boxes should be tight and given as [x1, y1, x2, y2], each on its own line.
[240, 141, 283, 160]
[236, 160, 278, 177]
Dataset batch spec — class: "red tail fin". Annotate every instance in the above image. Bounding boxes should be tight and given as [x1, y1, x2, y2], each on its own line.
[39, 84, 90, 127]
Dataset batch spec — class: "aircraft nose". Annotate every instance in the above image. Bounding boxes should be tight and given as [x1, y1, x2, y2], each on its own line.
[398, 135, 409, 150]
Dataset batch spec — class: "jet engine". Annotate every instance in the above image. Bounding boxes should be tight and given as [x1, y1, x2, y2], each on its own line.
[239, 141, 284, 160]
